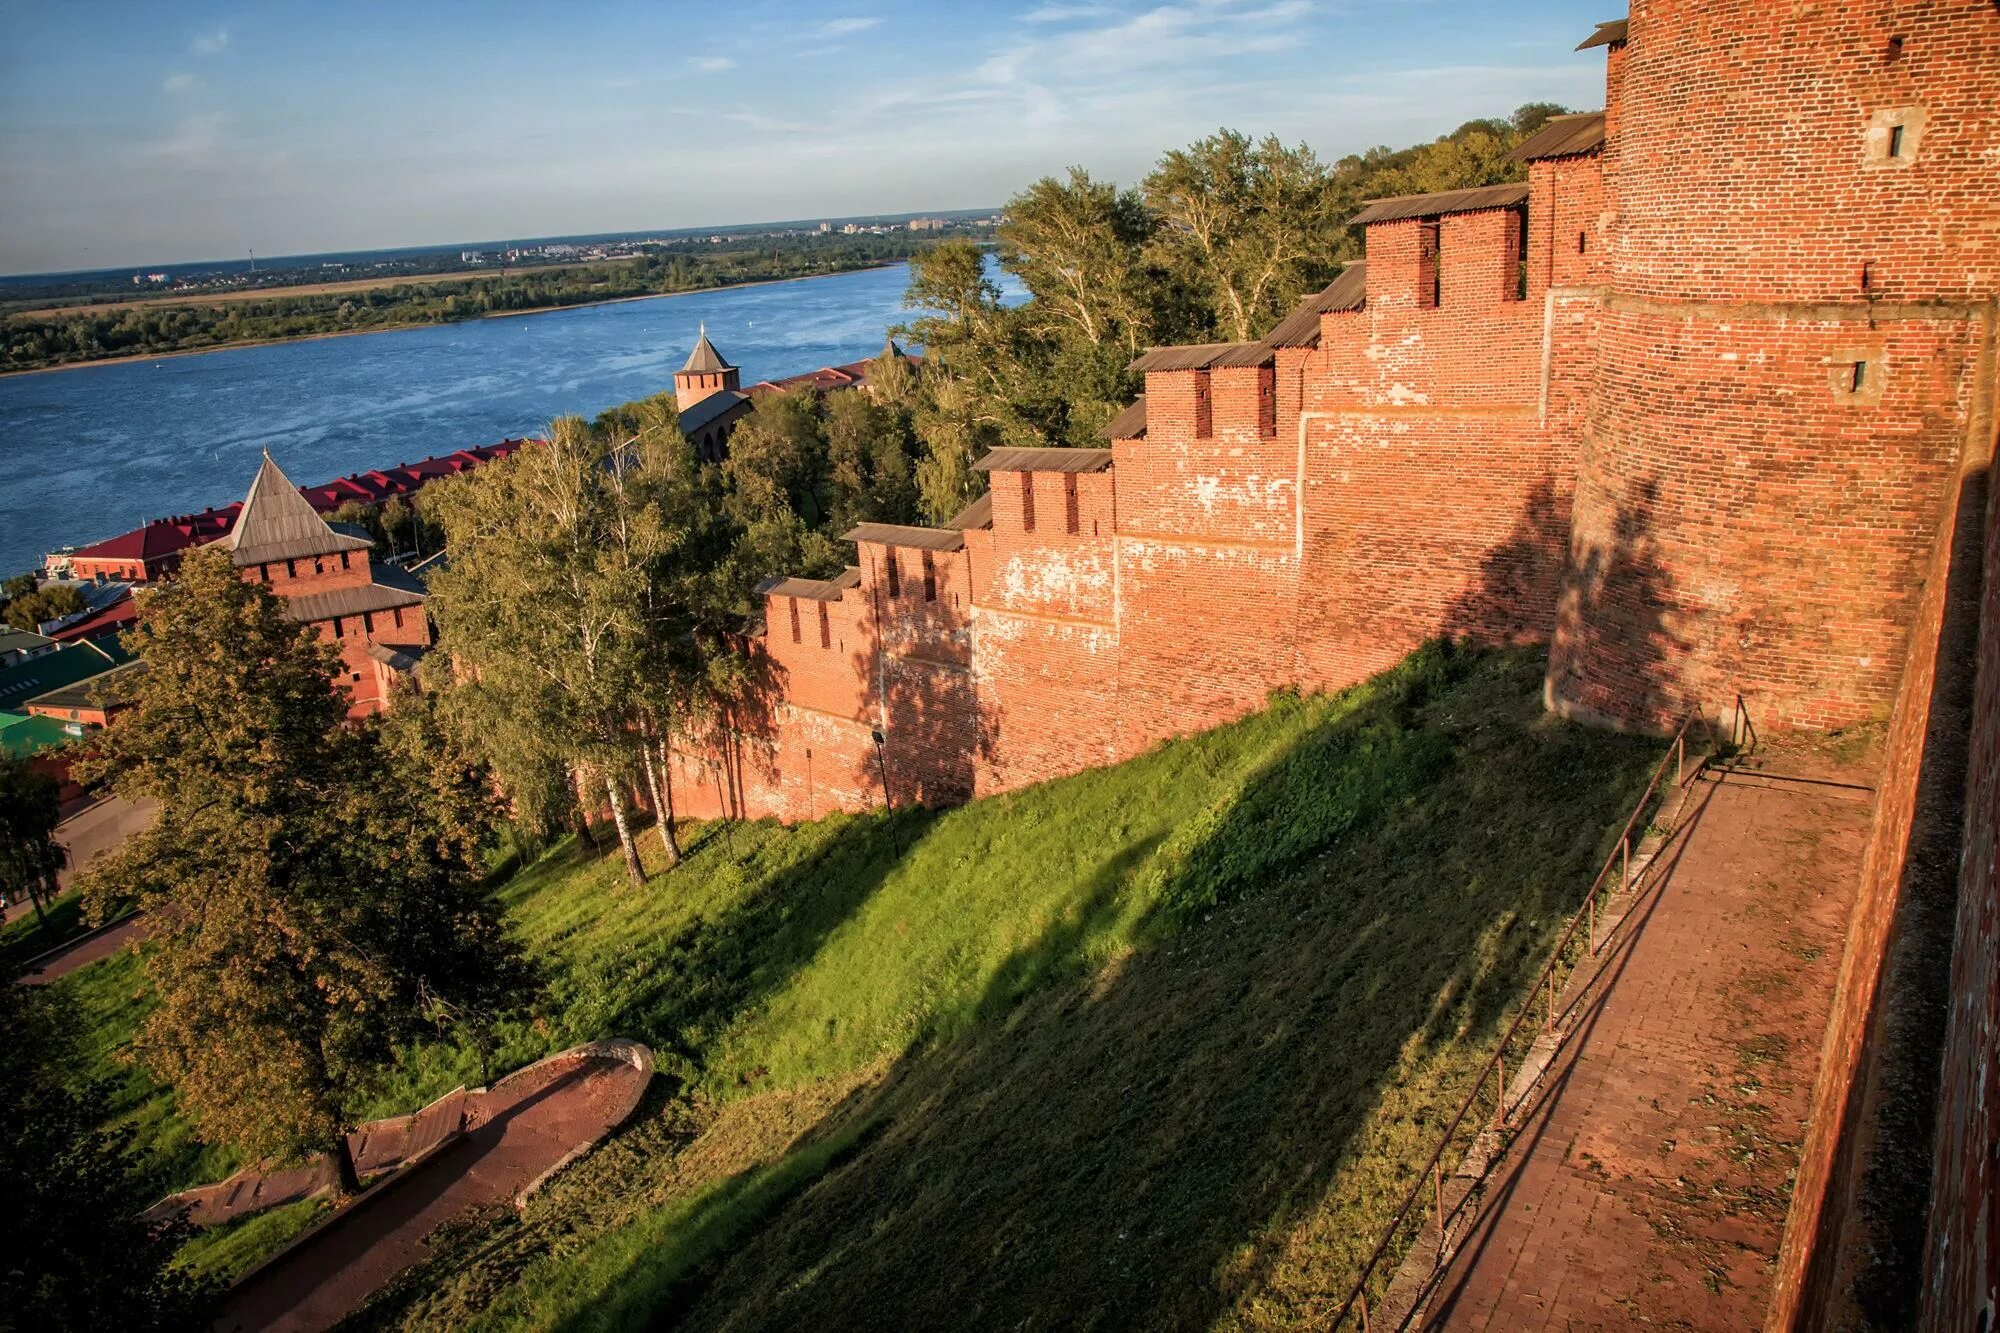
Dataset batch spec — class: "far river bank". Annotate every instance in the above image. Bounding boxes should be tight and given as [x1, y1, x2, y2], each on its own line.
[0, 261, 1023, 577]
[0, 261, 906, 379]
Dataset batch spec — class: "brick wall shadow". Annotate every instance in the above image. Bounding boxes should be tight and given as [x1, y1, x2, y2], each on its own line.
[1539, 476, 1693, 730]
[1439, 477, 1570, 649]
[858, 636, 988, 813]
[1788, 461, 1989, 1329]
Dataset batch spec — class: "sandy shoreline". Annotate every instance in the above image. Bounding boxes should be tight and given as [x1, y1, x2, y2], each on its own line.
[0, 262, 905, 379]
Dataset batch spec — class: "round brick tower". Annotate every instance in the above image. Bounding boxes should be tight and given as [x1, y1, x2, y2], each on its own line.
[1546, 0, 2000, 732]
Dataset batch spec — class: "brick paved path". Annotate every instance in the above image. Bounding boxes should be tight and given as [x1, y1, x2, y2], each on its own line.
[217, 1046, 650, 1333]
[1418, 752, 1873, 1330]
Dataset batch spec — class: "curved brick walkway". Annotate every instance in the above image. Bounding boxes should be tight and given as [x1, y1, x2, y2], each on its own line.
[1414, 749, 1873, 1329]
[217, 1045, 650, 1333]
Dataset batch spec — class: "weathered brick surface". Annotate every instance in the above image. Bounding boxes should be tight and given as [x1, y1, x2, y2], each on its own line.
[1552, 0, 2000, 732]
[1920, 458, 1999, 1332]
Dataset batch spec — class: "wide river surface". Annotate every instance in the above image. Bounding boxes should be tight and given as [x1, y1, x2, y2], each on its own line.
[0, 261, 1009, 577]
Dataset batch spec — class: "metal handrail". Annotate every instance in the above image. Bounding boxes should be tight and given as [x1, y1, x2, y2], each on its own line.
[1331, 699, 1741, 1332]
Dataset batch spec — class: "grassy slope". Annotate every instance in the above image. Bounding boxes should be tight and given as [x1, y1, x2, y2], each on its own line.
[349, 646, 1663, 1331]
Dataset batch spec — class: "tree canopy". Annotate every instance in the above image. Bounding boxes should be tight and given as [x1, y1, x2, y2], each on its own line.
[76, 548, 533, 1190]
[0, 981, 215, 1328]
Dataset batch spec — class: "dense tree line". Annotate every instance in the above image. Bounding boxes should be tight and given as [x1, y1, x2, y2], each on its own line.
[1, 233, 940, 373]
[896, 104, 1571, 480]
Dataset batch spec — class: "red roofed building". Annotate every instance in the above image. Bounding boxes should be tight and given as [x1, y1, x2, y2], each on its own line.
[63, 440, 526, 583]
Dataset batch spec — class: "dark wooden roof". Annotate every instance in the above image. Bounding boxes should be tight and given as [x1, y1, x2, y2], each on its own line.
[1351, 182, 1530, 226]
[215, 453, 371, 567]
[1507, 111, 1606, 162]
[282, 565, 426, 624]
[759, 568, 861, 602]
[1128, 342, 1274, 374]
[1263, 264, 1368, 348]
[972, 447, 1114, 475]
[363, 642, 423, 672]
[842, 523, 967, 552]
[680, 325, 733, 373]
[677, 389, 750, 435]
[1101, 395, 1148, 441]
[1577, 18, 1627, 49]
[948, 493, 993, 531]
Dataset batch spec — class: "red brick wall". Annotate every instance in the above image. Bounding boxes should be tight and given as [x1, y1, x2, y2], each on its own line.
[1292, 203, 1591, 694]
[1919, 459, 1999, 1330]
[1113, 368, 1298, 752]
[972, 470, 1121, 789]
[1765, 420, 1992, 1329]
[1551, 0, 2000, 732]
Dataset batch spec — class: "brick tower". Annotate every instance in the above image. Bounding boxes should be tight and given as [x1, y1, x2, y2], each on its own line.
[1546, 1, 2000, 732]
[673, 324, 739, 412]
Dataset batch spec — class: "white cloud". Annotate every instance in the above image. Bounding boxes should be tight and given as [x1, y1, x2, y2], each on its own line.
[190, 27, 229, 56]
[815, 17, 882, 37]
[163, 72, 198, 93]
[688, 55, 737, 72]
[151, 115, 225, 162]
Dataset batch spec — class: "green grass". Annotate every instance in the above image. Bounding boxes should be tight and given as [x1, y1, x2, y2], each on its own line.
[51, 947, 241, 1198]
[342, 645, 1665, 1331]
[174, 1196, 330, 1284]
[0, 890, 89, 971]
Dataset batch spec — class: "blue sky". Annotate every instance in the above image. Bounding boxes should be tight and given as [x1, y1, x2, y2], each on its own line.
[0, 1, 1615, 275]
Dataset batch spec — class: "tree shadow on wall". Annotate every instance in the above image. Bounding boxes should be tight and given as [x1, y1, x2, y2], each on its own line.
[582, 650, 1664, 1332]
[701, 635, 789, 821]
[853, 614, 990, 812]
[1447, 476, 1688, 726]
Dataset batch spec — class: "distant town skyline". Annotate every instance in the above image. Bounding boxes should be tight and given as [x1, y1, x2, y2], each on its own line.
[0, 0, 1612, 275]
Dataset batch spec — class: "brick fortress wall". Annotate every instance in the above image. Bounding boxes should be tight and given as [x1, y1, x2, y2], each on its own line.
[644, 14, 1998, 1323]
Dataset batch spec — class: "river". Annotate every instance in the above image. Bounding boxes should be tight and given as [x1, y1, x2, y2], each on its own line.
[0, 261, 1014, 577]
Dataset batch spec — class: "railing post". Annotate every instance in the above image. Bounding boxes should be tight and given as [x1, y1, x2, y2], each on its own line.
[1587, 893, 1596, 954]
[1544, 970, 1554, 1032]
[1621, 836, 1631, 892]
[1359, 1292, 1370, 1333]
[1676, 734, 1684, 787]
[1435, 1160, 1445, 1261]
[1494, 1053, 1506, 1128]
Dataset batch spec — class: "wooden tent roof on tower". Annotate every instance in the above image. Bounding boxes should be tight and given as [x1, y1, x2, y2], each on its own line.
[681, 325, 733, 373]
[210, 452, 372, 567]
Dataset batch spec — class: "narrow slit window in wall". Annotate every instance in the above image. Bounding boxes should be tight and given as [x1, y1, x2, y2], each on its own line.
[818, 603, 830, 649]
[1064, 474, 1080, 534]
[1418, 221, 1442, 308]
[1022, 477, 1036, 533]
[885, 554, 900, 599]
[922, 551, 937, 601]
[789, 598, 801, 644]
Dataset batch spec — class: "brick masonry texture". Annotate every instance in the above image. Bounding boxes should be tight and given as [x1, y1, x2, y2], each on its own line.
[1919, 460, 1999, 1332]
[639, 11, 1999, 1322]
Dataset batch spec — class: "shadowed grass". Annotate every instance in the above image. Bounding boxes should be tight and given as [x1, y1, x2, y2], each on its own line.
[174, 1196, 330, 1284]
[351, 645, 1664, 1331]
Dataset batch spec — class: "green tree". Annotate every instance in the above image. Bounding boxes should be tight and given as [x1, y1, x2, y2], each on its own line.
[75, 548, 532, 1193]
[1144, 129, 1341, 341]
[0, 752, 65, 926]
[3, 582, 85, 632]
[427, 417, 695, 885]
[0, 982, 215, 1327]
[1000, 168, 1156, 356]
